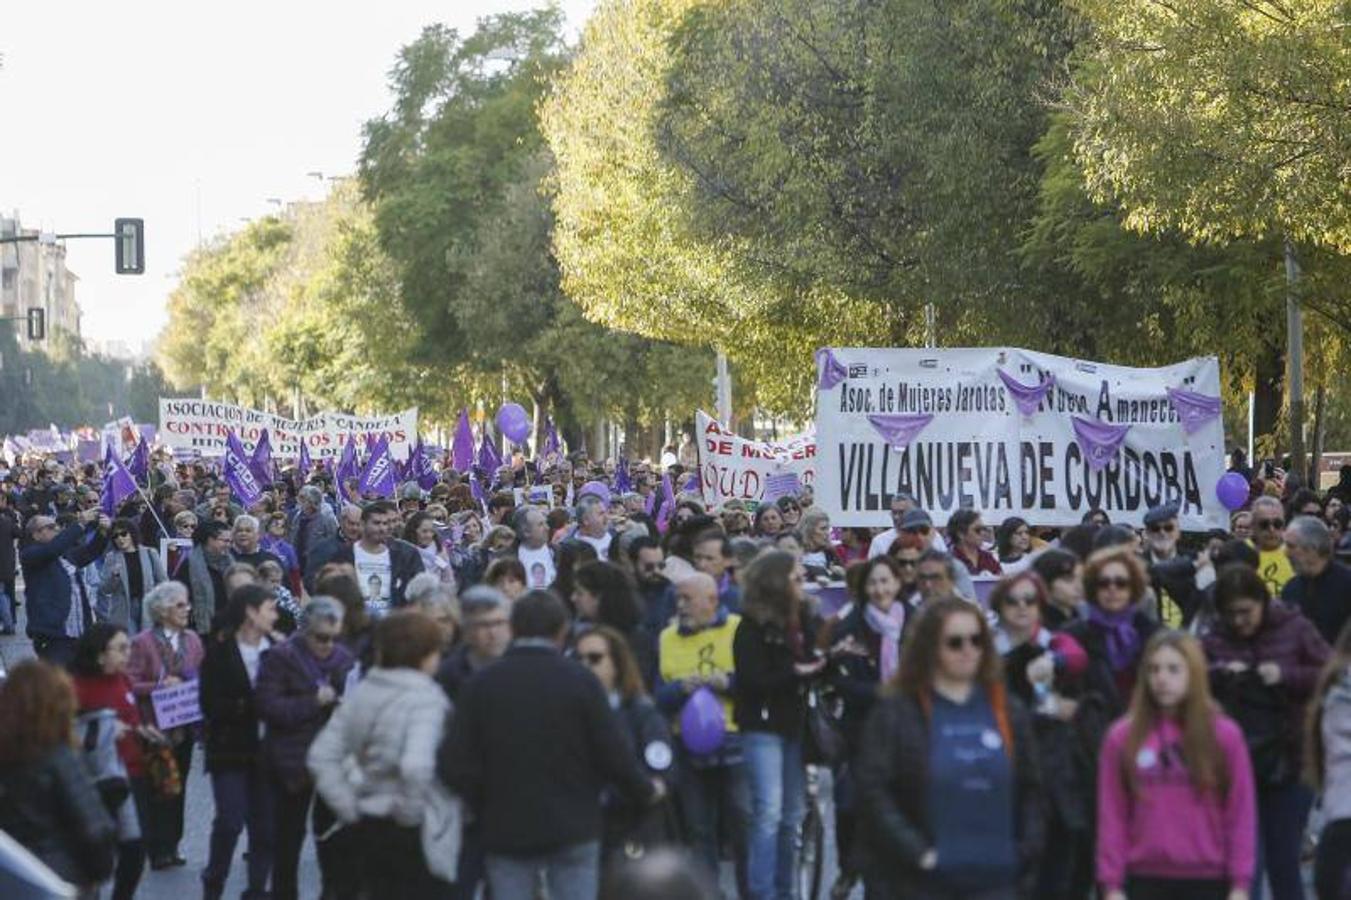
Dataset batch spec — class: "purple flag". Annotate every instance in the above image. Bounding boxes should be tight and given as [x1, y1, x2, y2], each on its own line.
[815, 348, 849, 390]
[100, 445, 138, 517]
[358, 434, 398, 498]
[250, 429, 275, 489]
[614, 457, 632, 494]
[656, 472, 676, 533]
[125, 437, 150, 484]
[681, 472, 701, 495]
[410, 438, 440, 491]
[451, 409, 474, 472]
[469, 472, 488, 513]
[297, 440, 312, 481]
[477, 432, 503, 475]
[335, 436, 359, 503]
[867, 413, 934, 452]
[1072, 416, 1132, 472]
[997, 369, 1055, 417]
[223, 430, 264, 508]
[1166, 387, 1222, 435]
[542, 417, 562, 463]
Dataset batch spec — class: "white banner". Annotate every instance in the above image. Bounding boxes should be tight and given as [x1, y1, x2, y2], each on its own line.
[695, 410, 816, 509]
[814, 348, 1226, 530]
[158, 399, 418, 460]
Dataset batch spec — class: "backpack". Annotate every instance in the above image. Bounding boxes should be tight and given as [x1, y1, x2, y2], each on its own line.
[76, 709, 130, 815]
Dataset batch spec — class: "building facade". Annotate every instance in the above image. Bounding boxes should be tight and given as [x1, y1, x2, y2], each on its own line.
[0, 212, 82, 353]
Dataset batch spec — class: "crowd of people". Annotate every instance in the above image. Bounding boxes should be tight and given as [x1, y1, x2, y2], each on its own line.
[0, 441, 1349, 900]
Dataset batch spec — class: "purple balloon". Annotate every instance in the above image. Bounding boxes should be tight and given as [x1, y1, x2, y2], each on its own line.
[679, 686, 726, 755]
[1215, 472, 1250, 512]
[496, 403, 531, 445]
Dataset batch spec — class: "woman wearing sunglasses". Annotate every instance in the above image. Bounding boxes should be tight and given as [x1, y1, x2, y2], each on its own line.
[98, 517, 169, 633]
[991, 573, 1093, 899]
[948, 509, 1002, 577]
[1063, 547, 1160, 722]
[575, 626, 677, 864]
[855, 597, 1042, 899]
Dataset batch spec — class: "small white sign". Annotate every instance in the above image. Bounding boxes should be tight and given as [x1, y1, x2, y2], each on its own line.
[150, 680, 203, 730]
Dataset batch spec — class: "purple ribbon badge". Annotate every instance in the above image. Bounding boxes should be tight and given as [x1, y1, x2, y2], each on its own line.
[1166, 387, 1222, 435]
[997, 369, 1055, 417]
[867, 414, 934, 452]
[1071, 416, 1131, 472]
[815, 348, 848, 390]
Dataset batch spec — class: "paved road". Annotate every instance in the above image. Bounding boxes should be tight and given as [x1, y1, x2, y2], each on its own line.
[1, 597, 848, 900]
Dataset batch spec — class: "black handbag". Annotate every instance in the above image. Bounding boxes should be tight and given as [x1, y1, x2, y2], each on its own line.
[803, 684, 846, 765]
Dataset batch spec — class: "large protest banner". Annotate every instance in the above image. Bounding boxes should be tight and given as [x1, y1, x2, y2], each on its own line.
[695, 410, 816, 509]
[158, 399, 418, 460]
[814, 348, 1227, 530]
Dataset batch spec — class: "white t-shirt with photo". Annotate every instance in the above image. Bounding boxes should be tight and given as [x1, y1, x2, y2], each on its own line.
[518, 544, 556, 589]
[354, 544, 392, 616]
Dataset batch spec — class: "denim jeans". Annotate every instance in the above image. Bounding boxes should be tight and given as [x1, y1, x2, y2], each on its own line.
[1252, 782, 1313, 900]
[486, 840, 601, 900]
[743, 731, 806, 900]
[202, 765, 275, 895]
[676, 756, 751, 896]
[0, 585, 14, 631]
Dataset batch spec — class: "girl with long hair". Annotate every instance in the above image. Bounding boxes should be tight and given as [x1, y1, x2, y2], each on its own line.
[855, 598, 1042, 898]
[1097, 631, 1256, 900]
[0, 660, 116, 893]
[1307, 621, 1351, 900]
[733, 549, 825, 899]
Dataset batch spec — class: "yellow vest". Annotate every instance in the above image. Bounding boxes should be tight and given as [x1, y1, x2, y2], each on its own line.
[1258, 548, 1295, 597]
[659, 613, 741, 733]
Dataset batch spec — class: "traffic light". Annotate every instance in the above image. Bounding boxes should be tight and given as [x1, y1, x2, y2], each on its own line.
[26, 307, 45, 341]
[114, 218, 144, 274]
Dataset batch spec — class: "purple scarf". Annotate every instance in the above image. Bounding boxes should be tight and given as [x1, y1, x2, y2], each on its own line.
[1087, 605, 1141, 673]
[864, 602, 906, 683]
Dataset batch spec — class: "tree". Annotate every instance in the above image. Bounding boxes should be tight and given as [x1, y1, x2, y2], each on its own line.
[542, 0, 886, 414]
[1067, 0, 1350, 254]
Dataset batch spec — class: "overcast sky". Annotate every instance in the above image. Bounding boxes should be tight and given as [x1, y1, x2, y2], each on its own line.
[0, 0, 596, 350]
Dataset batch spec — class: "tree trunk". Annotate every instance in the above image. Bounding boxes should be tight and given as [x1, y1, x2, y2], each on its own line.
[1252, 336, 1284, 462]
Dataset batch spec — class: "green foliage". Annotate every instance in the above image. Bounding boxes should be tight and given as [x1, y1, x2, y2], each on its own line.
[1068, 0, 1350, 254]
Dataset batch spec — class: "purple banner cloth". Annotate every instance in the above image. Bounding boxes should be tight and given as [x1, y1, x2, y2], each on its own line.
[335, 436, 359, 503]
[815, 348, 848, 390]
[1166, 387, 1222, 435]
[1072, 416, 1131, 472]
[100, 445, 138, 517]
[477, 432, 503, 475]
[126, 438, 150, 483]
[250, 429, 275, 489]
[866, 413, 934, 452]
[409, 438, 440, 491]
[451, 409, 474, 472]
[358, 434, 398, 498]
[223, 430, 264, 507]
[297, 441, 312, 481]
[997, 369, 1055, 417]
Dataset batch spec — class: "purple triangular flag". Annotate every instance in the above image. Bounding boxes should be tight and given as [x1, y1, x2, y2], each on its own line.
[478, 432, 502, 475]
[998, 369, 1055, 417]
[125, 437, 149, 484]
[1072, 416, 1131, 472]
[1166, 387, 1222, 435]
[335, 435, 359, 503]
[814, 348, 848, 390]
[451, 409, 474, 472]
[100, 445, 138, 517]
[297, 440, 312, 481]
[250, 429, 275, 489]
[223, 430, 264, 508]
[358, 435, 398, 498]
[867, 414, 934, 452]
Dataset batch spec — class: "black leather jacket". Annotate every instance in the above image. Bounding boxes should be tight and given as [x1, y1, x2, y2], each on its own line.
[0, 744, 117, 887]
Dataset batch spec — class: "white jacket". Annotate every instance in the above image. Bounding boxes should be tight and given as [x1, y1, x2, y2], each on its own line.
[307, 667, 450, 827]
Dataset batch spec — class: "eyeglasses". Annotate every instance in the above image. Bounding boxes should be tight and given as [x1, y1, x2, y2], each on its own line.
[1004, 593, 1039, 608]
[895, 558, 918, 568]
[943, 633, 982, 651]
[1145, 522, 1177, 534]
[580, 651, 608, 666]
[917, 571, 946, 583]
[1255, 518, 1285, 530]
[1096, 576, 1131, 590]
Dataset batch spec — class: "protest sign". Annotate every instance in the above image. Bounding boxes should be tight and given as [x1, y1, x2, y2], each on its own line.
[814, 347, 1226, 530]
[151, 680, 203, 729]
[694, 411, 816, 510]
[158, 399, 418, 460]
